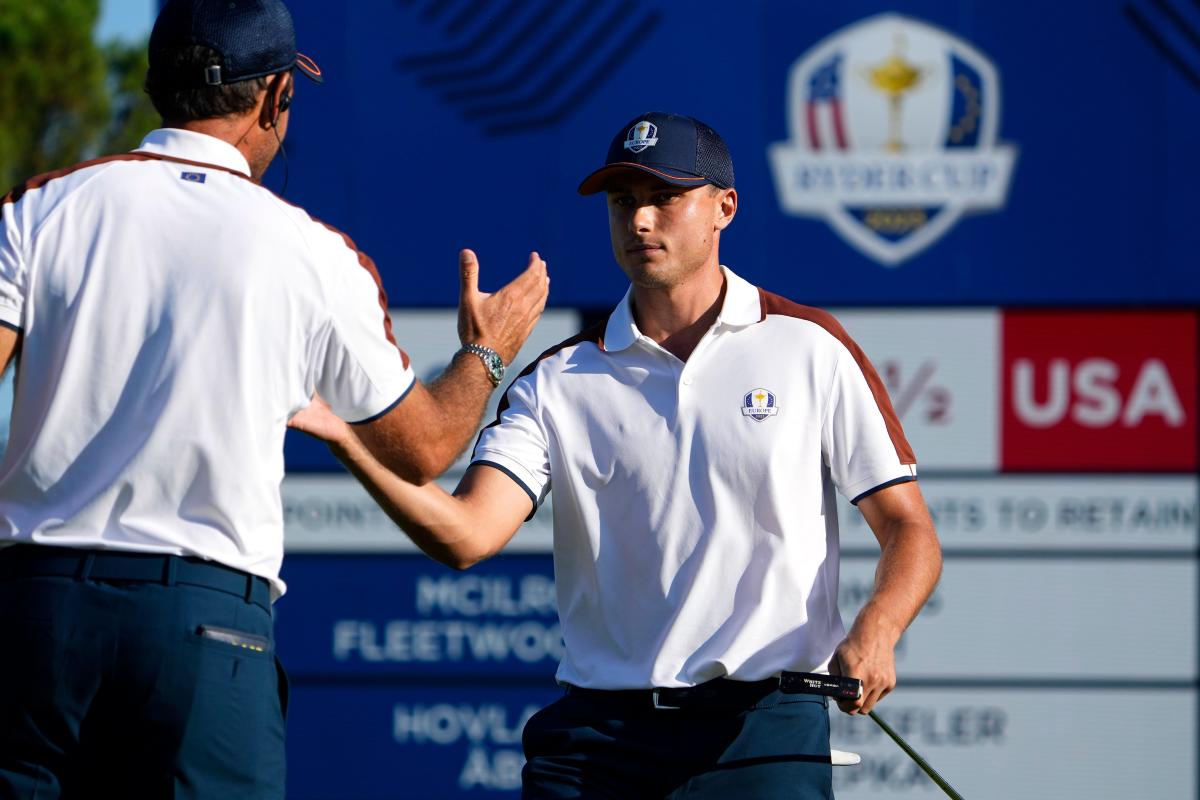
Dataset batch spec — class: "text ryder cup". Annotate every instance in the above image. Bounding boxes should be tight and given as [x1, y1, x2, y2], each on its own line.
[775, 153, 1012, 206]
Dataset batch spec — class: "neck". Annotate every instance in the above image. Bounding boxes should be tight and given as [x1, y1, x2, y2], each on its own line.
[631, 261, 726, 362]
[167, 114, 264, 179]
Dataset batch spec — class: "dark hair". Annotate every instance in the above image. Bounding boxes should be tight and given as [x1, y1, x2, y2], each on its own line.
[146, 45, 270, 122]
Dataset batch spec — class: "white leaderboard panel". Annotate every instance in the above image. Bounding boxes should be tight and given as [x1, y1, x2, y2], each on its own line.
[284, 468, 555, 553]
[831, 690, 1196, 799]
[838, 557, 1196, 680]
[285, 474, 1198, 555]
[834, 309, 1000, 470]
[838, 475, 1198, 552]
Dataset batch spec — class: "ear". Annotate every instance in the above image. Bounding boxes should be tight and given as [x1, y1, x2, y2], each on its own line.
[265, 72, 292, 127]
[714, 187, 738, 231]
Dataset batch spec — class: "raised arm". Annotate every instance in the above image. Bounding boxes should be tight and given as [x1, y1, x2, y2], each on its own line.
[290, 395, 531, 568]
[830, 480, 942, 715]
[354, 249, 548, 484]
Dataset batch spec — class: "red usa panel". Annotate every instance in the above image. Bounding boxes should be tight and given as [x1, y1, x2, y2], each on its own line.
[1002, 311, 1197, 471]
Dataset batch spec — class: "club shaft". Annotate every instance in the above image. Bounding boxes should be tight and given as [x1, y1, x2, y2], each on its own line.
[868, 710, 965, 800]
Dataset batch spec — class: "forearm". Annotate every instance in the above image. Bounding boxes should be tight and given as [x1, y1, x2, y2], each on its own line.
[421, 350, 496, 463]
[832, 482, 940, 712]
[331, 430, 497, 569]
[849, 519, 942, 646]
[357, 351, 495, 484]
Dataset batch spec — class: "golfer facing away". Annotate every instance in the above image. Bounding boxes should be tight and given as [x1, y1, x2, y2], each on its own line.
[0, 1, 547, 796]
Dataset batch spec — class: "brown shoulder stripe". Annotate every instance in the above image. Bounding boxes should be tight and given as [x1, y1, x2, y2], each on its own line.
[148, 158, 402, 363]
[2, 153, 158, 206]
[3, 151, 405, 366]
[310, 219, 406, 366]
[172, 163, 408, 366]
[474, 320, 607, 449]
[98, 155, 403, 365]
[758, 288, 915, 465]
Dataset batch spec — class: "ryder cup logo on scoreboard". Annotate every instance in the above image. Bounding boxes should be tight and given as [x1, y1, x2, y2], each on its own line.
[769, 14, 1018, 265]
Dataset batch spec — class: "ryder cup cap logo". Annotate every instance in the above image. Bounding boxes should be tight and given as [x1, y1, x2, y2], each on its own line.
[623, 120, 659, 153]
[768, 13, 1018, 266]
[742, 388, 779, 421]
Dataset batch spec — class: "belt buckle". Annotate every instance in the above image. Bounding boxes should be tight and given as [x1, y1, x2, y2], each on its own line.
[651, 689, 682, 710]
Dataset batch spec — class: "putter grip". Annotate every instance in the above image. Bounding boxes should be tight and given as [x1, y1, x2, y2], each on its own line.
[778, 671, 863, 700]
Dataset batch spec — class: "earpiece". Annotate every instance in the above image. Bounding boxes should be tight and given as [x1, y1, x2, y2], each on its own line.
[270, 76, 293, 126]
[271, 91, 292, 125]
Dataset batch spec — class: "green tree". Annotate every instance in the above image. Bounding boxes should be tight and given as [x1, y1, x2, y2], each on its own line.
[101, 39, 160, 159]
[0, 0, 158, 190]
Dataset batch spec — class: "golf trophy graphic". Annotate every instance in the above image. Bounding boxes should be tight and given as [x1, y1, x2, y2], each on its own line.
[868, 33, 922, 153]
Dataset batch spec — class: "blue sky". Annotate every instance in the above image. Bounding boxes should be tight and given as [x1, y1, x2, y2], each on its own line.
[95, 0, 155, 43]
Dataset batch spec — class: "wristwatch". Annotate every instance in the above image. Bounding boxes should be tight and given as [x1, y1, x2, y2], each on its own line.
[459, 343, 506, 387]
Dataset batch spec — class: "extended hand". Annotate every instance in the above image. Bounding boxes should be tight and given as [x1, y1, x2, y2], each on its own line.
[288, 393, 352, 447]
[829, 631, 898, 715]
[457, 249, 549, 365]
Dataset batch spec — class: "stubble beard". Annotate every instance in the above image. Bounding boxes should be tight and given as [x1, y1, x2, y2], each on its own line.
[248, 136, 281, 183]
[620, 244, 711, 291]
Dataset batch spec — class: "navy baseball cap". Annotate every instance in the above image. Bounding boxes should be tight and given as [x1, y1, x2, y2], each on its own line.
[149, 0, 323, 87]
[578, 111, 734, 195]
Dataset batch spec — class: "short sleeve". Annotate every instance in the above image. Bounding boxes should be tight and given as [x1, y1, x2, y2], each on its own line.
[821, 342, 917, 505]
[311, 234, 414, 423]
[0, 201, 26, 330]
[472, 372, 551, 518]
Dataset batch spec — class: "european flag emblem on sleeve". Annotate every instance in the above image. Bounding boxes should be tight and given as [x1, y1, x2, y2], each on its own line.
[180, 172, 206, 183]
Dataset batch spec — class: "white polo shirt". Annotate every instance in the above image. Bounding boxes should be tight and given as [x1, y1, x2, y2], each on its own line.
[0, 129, 414, 596]
[473, 267, 916, 688]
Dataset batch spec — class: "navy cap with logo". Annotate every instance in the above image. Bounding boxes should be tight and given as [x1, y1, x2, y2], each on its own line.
[577, 111, 734, 195]
[148, 0, 323, 87]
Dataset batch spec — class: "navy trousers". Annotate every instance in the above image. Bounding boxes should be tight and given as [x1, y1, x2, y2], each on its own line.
[522, 682, 834, 799]
[0, 546, 287, 800]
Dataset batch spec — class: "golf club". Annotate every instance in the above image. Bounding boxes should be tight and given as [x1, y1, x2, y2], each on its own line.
[779, 671, 966, 800]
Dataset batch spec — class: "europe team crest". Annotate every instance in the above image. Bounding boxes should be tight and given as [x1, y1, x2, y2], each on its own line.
[768, 14, 1018, 266]
[624, 120, 659, 153]
[742, 389, 779, 422]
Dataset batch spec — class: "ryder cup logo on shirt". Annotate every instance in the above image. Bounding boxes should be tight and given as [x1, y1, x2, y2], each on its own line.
[623, 120, 659, 153]
[768, 13, 1018, 266]
[742, 389, 779, 421]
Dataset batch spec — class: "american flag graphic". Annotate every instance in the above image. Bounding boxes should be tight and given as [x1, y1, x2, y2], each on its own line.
[806, 53, 848, 150]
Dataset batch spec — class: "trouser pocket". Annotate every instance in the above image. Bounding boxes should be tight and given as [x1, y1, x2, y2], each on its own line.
[274, 654, 290, 720]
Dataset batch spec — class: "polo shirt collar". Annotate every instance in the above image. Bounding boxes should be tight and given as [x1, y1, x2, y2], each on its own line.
[714, 266, 763, 329]
[135, 128, 252, 177]
[603, 266, 763, 352]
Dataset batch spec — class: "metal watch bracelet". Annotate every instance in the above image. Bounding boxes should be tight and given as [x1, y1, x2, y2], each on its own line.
[459, 343, 506, 387]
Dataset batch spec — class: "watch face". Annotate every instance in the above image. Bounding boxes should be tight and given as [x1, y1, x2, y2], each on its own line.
[464, 345, 505, 385]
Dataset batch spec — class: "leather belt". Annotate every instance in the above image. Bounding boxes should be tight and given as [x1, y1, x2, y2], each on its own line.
[0, 544, 272, 613]
[565, 676, 783, 710]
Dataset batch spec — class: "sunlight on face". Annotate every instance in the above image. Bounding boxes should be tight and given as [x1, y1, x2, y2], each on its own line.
[605, 172, 731, 290]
